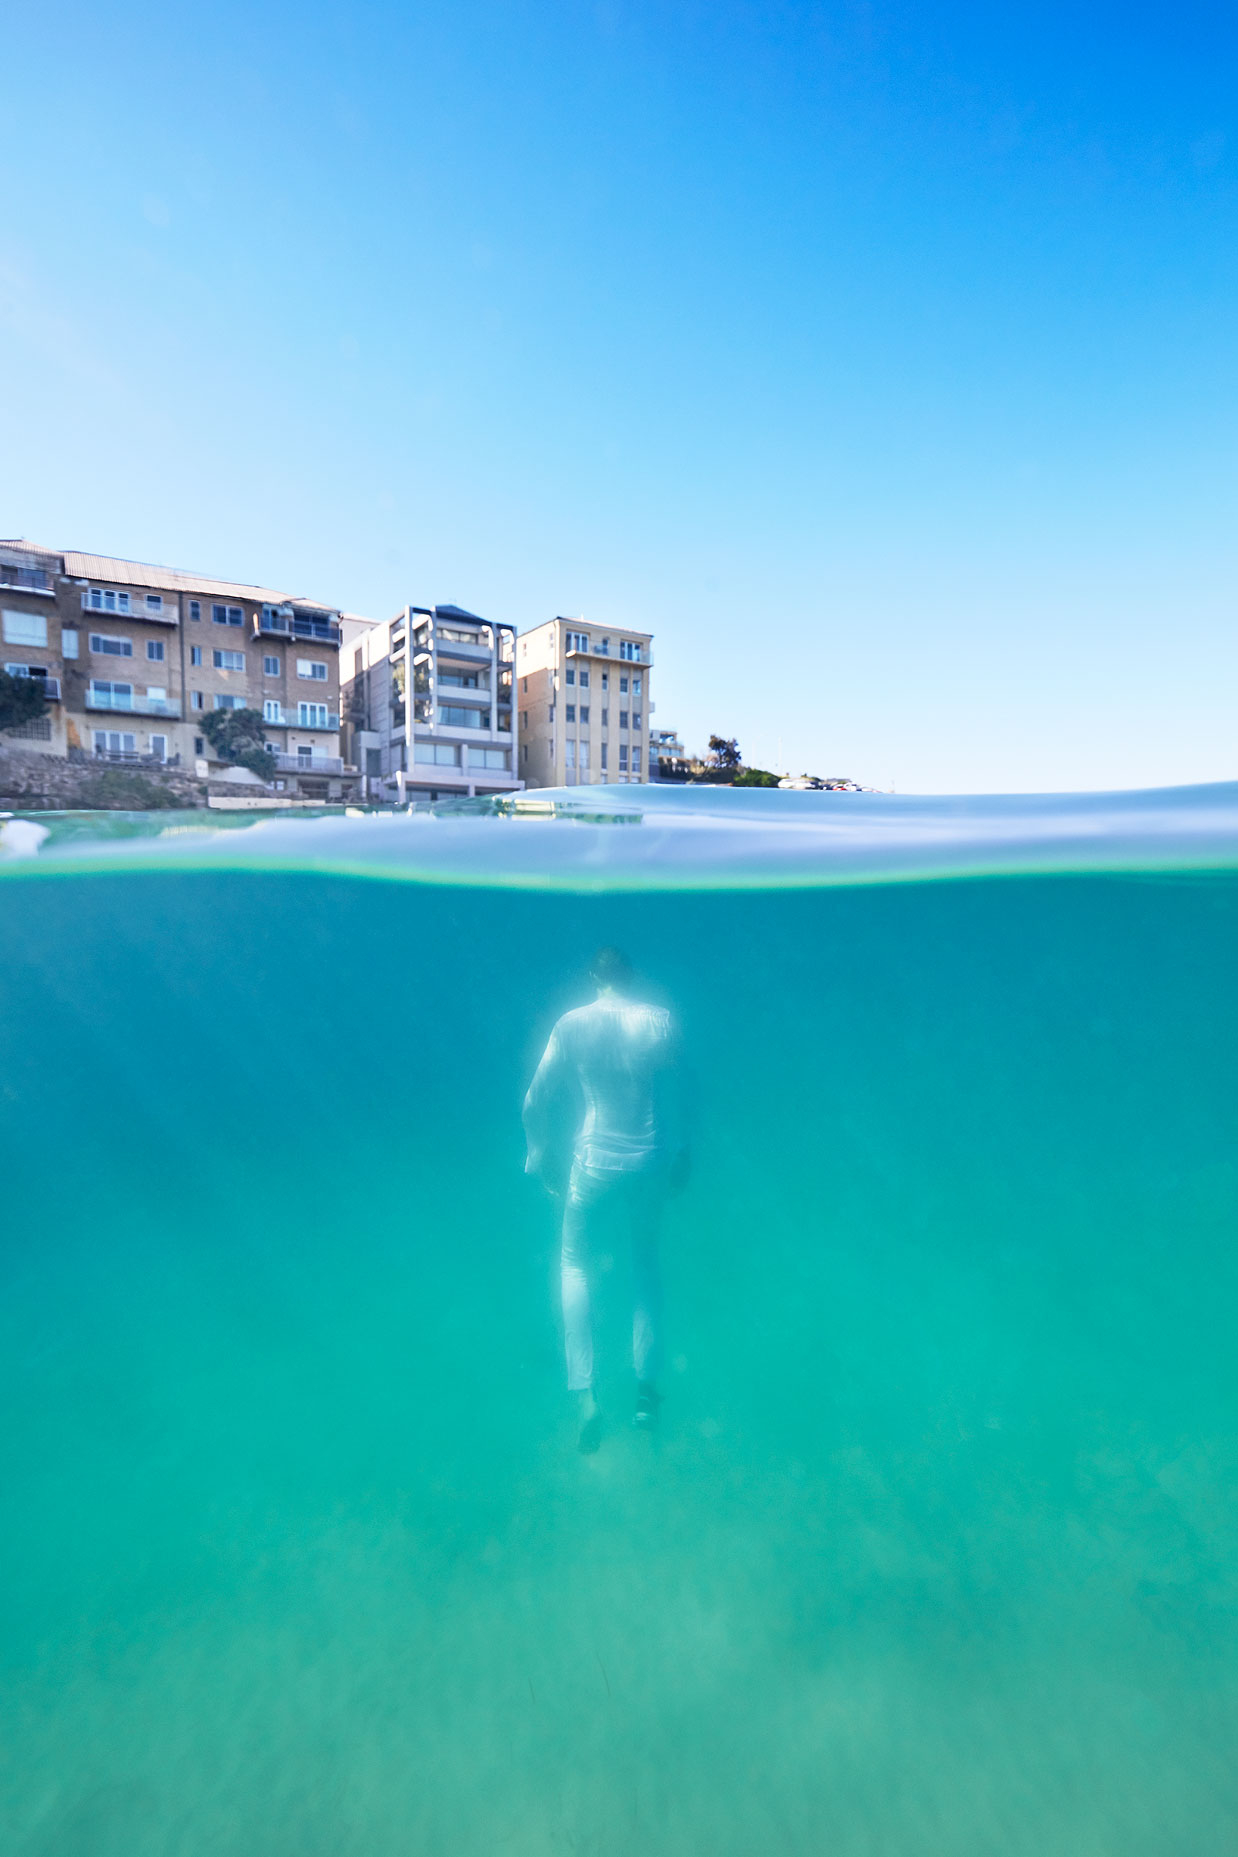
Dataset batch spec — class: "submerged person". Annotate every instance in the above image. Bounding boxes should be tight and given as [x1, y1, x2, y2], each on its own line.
[523, 948, 689, 1454]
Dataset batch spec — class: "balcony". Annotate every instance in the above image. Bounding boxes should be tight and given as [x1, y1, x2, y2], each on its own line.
[254, 613, 341, 645]
[434, 637, 492, 665]
[86, 686, 182, 718]
[272, 753, 349, 775]
[7, 674, 60, 701]
[262, 708, 339, 730]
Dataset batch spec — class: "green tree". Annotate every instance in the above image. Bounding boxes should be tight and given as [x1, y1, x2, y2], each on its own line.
[199, 707, 277, 780]
[732, 766, 780, 787]
[0, 669, 49, 734]
[707, 734, 742, 771]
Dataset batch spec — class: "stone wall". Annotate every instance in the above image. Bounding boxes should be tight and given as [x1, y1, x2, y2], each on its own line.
[0, 744, 209, 811]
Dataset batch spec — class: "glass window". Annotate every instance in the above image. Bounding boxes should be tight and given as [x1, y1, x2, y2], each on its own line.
[438, 704, 482, 728]
[619, 640, 642, 661]
[579, 740, 590, 769]
[93, 730, 136, 754]
[263, 699, 283, 722]
[601, 708, 608, 726]
[263, 655, 280, 676]
[149, 733, 167, 759]
[632, 747, 642, 773]
[145, 594, 163, 612]
[214, 693, 246, 710]
[565, 739, 576, 768]
[619, 743, 629, 770]
[3, 610, 48, 647]
[633, 711, 642, 729]
[619, 710, 629, 729]
[61, 627, 79, 659]
[600, 742, 608, 770]
[191, 646, 202, 665]
[90, 633, 133, 657]
[565, 667, 575, 685]
[633, 675, 642, 695]
[298, 701, 330, 727]
[619, 675, 628, 694]
[579, 669, 589, 688]
[213, 650, 245, 670]
[212, 604, 243, 626]
[145, 686, 167, 703]
[601, 671, 609, 688]
[146, 639, 165, 662]
[579, 706, 590, 724]
[565, 704, 575, 723]
[297, 658, 328, 680]
[470, 747, 508, 769]
[86, 588, 131, 613]
[189, 601, 201, 621]
[191, 691, 204, 710]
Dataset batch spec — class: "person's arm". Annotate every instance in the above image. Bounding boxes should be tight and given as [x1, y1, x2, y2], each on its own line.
[658, 1017, 693, 1193]
[522, 1025, 571, 1192]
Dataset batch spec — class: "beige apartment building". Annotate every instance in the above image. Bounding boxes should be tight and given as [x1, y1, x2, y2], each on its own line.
[341, 602, 522, 801]
[516, 617, 653, 787]
[1, 539, 357, 799]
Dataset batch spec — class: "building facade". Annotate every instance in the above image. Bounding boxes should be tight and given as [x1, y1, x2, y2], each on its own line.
[650, 727, 691, 780]
[0, 540, 357, 799]
[340, 603, 522, 801]
[515, 617, 653, 788]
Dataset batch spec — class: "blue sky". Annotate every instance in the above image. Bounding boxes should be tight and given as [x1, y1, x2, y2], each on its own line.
[3, 0, 1236, 790]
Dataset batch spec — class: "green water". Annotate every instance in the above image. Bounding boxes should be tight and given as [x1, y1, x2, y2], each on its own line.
[3, 867, 1236, 1854]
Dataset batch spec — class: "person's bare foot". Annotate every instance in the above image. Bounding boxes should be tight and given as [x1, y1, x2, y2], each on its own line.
[633, 1381, 663, 1430]
[577, 1389, 603, 1454]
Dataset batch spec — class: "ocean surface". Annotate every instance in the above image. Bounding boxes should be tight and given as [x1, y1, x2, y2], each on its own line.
[2, 783, 1236, 1856]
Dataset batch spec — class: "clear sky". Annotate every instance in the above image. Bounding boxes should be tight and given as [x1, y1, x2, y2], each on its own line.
[3, 1, 1235, 791]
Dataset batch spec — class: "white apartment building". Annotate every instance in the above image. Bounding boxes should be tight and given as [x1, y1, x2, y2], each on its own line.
[340, 603, 522, 801]
[516, 618, 653, 788]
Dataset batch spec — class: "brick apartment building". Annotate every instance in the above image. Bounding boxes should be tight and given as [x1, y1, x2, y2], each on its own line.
[1, 539, 358, 800]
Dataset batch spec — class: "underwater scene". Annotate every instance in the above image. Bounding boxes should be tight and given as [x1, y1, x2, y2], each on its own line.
[2, 784, 1237, 1856]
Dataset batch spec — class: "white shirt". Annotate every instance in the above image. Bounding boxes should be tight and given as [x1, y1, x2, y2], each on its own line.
[524, 994, 681, 1174]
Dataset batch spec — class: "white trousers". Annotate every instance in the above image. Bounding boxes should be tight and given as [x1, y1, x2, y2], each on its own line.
[560, 1163, 664, 1392]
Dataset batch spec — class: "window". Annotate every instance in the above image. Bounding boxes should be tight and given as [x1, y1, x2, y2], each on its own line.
[414, 742, 461, 765]
[263, 699, 283, 722]
[212, 604, 243, 626]
[601, 671, 609, 689]
[579, 706, 590, 724]
[189, 601, 201, 621]
[565, 629, 589, 653]
[579, 740, 590, 769]
[632, 711, 642, 730]
[601, 708, 608, 726]
[619, 744, 629, 770]
[298, 701, 330, 727]
[149, 733, 167, 761]
[192, 691, 204, 710]
[93, 730, 136, 755]
[90, 633, 133, 657]
[213, 649, 245, 670]
[633, 675, 642, 696]
[549, 737, 555, 762]
[565, 667, 575, 685]
[521, 676, 528, 693]
[600, 742, 608, 770]
[297, 658, 328, 681]
[522, 742, 528, 762]
[261, 603, 286, 625]
[565, 739, 576, 768]
[146, 639, 165, 662]
[632, 747, 642, 774]
[190, 646, 202, 666]
[619, 710, 629, 729]
[296, 743, 314, 761]
[598, 637, 610, 656]
[619, 675, 628, 694]
[0, 564, 51, 591]
[565, 703, 576, 722]
[214, 693, 247, 710]
[85, 588, 131, 613]
[89, 680, 133, 705]
[580, 669, 590, 688]
[520, 710, 527, 730]
[61, 627, 79, 658]
[619, 640, 642, 661]
[263, 655, 280, 676]
[146, 686, 167, 704]
[470, 747, 508, 769]
[548, 705, 555, 724]
[3, 610, 48, 647]
[194, 735, 204, 753]
[438, 704, 481, 727]
[145, 594, 163, 613]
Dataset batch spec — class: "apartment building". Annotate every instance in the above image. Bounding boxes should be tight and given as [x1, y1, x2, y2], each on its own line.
[0, 540, 357, 799]
[340, 603, 522, 801]
[516, 617, 653, 787]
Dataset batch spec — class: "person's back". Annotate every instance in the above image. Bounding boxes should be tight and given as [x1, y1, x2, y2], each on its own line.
[539, 994, 675, 1175]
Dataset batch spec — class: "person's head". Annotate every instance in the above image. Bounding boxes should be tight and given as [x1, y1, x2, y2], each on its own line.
[590, 946, 633, 995]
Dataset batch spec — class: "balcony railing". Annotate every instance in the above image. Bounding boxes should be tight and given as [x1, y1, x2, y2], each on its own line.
[86, 687, 182, 718]
[272, 753, 348, 775]
[254, 613, 341, 645]
[9, 675, 61, 700]
[262, 708, 339, 730]
[88, 749, 182, 768]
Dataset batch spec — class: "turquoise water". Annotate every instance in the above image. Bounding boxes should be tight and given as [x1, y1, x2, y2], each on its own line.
[2, 787, 1237, 1854]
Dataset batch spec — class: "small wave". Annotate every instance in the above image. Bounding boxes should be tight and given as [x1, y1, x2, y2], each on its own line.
[1, 782, 1236, 891]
